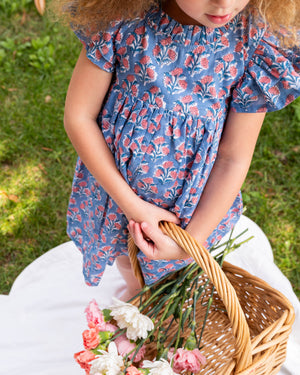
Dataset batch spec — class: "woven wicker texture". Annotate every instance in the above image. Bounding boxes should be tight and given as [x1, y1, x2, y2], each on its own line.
[128, 222, 295, 375]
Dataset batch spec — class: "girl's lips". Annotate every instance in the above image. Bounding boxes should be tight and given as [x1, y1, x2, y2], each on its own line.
[206, 13, 232, 25]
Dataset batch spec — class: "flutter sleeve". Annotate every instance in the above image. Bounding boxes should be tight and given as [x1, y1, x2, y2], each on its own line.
[231, 29, 300, 113]
[73, 21, 123, 73]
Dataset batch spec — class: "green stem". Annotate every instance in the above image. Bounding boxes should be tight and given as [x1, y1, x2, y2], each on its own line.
[174, 287, 187, 350]
[156, 296, 178, 355]
[198, 288, 214, 348]
[139, 263, 200, 317]
[139, 279, 177, 312]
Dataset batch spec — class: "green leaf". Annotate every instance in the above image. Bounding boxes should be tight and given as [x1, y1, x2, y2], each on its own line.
[102, 308, 112, 322]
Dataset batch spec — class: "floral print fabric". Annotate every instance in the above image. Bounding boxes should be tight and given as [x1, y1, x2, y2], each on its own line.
[68, 7, 300, 286]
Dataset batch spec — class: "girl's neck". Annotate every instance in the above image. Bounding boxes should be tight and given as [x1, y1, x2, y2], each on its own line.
[163, 0, 203, 26]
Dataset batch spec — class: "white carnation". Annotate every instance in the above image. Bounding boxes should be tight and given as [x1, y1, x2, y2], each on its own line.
[90, 342, 123, 375]
[109, 298, 154, 341]
[142, 359, 179, 375]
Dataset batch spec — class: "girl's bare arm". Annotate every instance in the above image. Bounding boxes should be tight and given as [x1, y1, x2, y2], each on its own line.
[186, 110, 265, 244]
[64, 49, 179, 226]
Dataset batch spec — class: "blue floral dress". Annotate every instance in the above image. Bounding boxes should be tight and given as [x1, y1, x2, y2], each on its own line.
[67, 6, 300, 286]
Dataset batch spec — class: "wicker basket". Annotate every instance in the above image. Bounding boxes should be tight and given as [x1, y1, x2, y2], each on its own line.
[128, 221, 295, 375]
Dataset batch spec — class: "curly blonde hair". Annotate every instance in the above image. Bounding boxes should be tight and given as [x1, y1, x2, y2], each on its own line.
[51, 0, 299, 47]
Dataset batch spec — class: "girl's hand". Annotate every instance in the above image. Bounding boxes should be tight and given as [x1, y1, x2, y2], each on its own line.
[123, 197, 189, 260]
[128, 220, 190, 261]
[123, 197, 180, 231]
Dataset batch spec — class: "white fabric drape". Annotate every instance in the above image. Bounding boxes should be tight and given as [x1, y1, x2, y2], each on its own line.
[0, 216, 299, 375]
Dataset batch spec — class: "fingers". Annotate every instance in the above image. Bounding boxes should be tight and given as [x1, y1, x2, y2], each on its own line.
[128, 220, 158, 259]
[140, 221, 162, 244]
[128, 220, 189, 261]
[141, 220, 190, 260]
[163, 211, 180, 225]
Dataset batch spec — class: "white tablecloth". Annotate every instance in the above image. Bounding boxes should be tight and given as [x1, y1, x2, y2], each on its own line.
[0, 216, 299, 375]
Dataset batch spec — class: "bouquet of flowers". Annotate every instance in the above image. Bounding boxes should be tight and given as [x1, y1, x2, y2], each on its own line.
[75, 297, 206, 375]
[74, 230, 250, 375]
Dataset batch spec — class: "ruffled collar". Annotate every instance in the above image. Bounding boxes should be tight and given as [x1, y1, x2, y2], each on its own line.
[145, 6, 242, 45]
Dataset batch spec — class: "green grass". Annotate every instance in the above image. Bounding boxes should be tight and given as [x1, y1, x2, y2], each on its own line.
[243, 101, 300, 297]
[0, 3, 299, 298]
[0, 4, 78, 291]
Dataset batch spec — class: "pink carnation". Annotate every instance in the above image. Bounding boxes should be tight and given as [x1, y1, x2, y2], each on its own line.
[85, 299, 118, 332]
[102, 322, 118, 332]
[74, 350, 96, 374]
[115, 334, 146, 362]
[82, 327, 100, 350]
[126, 365, 144, 375]
[168, 348, 207, 373]
[85, 299, 105, 328]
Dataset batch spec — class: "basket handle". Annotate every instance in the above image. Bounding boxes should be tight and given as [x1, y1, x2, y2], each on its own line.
[128, 221, 252, 373]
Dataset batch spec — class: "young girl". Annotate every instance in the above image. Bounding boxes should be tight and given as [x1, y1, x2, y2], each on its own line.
[56, 0, 300, 300]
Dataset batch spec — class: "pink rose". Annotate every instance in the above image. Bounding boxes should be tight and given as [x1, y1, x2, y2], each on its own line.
[82, 327, 100, 350]
[126, 365, 144, 375]
[74, 350, 96, 374]
[115, 334, 146, 362]
[168, 348, 207, 373]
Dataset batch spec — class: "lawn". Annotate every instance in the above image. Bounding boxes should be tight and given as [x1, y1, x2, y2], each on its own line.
[0, 2, 299, 297]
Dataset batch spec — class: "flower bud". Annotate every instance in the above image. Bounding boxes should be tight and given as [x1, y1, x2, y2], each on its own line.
[185, 333, 197, 350]
[98, 330, 113, 343]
